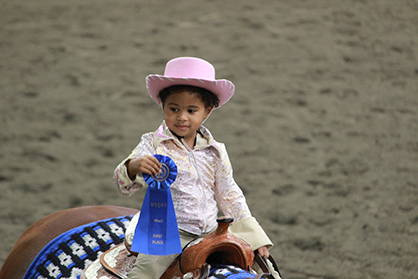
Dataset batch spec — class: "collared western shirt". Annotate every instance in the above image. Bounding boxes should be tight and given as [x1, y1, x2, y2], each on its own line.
[114, 122, 252, 235]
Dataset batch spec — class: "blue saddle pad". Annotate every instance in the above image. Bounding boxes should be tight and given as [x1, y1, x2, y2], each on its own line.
[23, 215, 133, 279]
[209, 264, 257, 279]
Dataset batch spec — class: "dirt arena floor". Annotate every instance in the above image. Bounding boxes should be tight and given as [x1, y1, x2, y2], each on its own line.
[1, 1, 418, 278]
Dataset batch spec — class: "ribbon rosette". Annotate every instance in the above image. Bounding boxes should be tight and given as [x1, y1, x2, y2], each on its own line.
[143, 155, 177, 190]
[131, 155, 182, 255]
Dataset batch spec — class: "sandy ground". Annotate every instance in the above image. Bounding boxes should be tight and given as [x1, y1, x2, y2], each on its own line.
[1, 0, 418, 278]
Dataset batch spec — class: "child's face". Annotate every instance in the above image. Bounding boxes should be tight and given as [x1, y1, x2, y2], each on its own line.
[162, 90, 212, 144]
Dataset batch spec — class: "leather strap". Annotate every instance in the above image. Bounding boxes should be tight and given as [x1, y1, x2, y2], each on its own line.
[254, 252, 282, 279]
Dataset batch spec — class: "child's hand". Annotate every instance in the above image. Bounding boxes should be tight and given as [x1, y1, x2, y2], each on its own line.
[257, 246, 270, 258]
[127, 156, 161, 179]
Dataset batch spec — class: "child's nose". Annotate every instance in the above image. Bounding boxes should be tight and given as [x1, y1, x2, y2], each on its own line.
[179, 112, 187, 120]
[177, 112, 187, 120]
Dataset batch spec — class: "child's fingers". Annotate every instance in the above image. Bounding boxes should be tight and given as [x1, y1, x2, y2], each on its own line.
[141, 156, 161, 175]
[257, 246, 270, 258]
[148, 156, 162, 174]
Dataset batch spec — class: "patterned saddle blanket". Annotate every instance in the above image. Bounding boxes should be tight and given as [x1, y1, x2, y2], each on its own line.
[23, 215, 133, 279]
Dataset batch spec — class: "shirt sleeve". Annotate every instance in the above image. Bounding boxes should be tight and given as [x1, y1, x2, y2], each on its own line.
[214, 144, 273, 250]
[229, 216, 273, 251]
[113, 133, 155, 196]
[214, 143, 252, 222]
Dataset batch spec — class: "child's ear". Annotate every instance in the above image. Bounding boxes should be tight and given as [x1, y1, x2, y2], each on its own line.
[205, 106, 214, 119]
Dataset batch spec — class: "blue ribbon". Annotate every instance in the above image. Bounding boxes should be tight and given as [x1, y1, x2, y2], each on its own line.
[131, 155, 182, 255]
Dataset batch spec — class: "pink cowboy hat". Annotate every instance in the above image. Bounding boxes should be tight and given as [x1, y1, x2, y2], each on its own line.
[146, 57, 235, 108]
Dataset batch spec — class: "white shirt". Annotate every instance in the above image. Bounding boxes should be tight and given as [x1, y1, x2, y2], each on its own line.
[114, 122, 252, 235]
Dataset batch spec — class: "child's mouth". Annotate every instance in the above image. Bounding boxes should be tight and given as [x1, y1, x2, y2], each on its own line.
[175, 125, 188, 131]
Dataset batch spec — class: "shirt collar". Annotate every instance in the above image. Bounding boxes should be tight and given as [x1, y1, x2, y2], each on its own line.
[153, 121, 221, 153]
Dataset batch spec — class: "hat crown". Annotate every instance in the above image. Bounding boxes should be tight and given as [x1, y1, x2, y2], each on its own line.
[164, 57, 216, 80]
[146, 56, 234, 108]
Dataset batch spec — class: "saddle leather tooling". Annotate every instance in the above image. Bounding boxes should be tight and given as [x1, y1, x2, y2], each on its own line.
[160, 217, 254, 279]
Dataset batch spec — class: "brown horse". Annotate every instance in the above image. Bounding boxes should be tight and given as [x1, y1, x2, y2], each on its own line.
[0, 205, 138, 279]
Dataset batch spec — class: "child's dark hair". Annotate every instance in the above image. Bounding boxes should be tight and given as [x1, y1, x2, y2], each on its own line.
[159, 85, 220, 108]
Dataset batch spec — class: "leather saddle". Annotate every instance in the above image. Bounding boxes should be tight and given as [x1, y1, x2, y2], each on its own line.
[81, 218, 258, 279]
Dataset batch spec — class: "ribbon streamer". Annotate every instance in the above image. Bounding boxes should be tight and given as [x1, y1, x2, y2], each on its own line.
[131, 155, 182, 255]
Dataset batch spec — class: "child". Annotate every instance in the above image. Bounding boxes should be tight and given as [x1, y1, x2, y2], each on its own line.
[113, 57, 278, 279]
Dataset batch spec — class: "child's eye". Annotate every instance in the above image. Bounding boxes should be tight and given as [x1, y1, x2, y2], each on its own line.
[188, 109, 196, 113]
[170, 108, 178, 112]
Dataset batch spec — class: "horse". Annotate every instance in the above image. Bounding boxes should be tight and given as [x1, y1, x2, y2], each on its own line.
[0, 205, 280, 279]
[0, 205, 138, 279]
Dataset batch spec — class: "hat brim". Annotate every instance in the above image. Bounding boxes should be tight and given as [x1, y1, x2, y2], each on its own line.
[146, 75, 235, 109]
